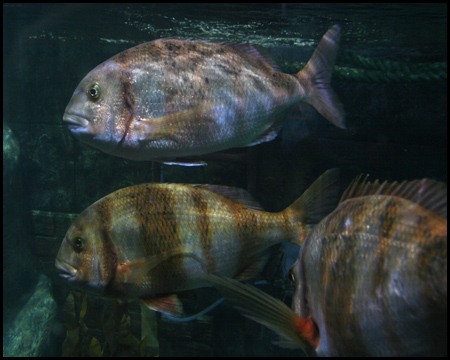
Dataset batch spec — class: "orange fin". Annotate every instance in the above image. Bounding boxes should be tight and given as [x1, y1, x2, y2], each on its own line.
[141, 294, 183, 317]
[207, 274, 319, 353]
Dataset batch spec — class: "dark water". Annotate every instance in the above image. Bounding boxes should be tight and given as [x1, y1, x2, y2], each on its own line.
[3, 3, 447, 357]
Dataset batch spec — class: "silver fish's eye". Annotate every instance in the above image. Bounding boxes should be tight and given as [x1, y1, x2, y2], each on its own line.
[87, 83, 101, 100]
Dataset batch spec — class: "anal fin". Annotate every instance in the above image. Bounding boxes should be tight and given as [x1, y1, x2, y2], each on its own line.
[141, 294, 184, 317]
[234, 253, 270, 281]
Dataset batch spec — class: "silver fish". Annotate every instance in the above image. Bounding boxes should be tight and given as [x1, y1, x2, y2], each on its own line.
[209, 175, 447, 356]
[63, 26, 345, 165]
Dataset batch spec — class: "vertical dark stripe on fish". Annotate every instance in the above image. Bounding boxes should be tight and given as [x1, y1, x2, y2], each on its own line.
[131, 184, 186, 293]
[92, 197, 119, 288]
[191, 188, 214, 273]
[227, 198, 265, 278]
[372, 198, 408, 354]
[318, 201, 368, 355]
[373, 198, 398, 294]
[118, 72, 135, 146]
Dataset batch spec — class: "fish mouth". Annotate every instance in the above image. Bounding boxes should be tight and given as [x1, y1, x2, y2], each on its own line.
[55, 258, 78, 281]
[63, 113, 90, 129]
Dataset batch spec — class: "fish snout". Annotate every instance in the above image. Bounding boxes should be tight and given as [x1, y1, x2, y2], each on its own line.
[55, 257, 78, 282]
[63, 113, 90, 130]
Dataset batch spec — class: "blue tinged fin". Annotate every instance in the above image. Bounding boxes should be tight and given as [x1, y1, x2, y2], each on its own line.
[160, 159, 207, 166]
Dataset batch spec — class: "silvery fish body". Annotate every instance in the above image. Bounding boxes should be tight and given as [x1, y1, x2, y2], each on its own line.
[63, 26, 345, 165]
[55, 170, 339, 316]
[209, 175, 447, 356]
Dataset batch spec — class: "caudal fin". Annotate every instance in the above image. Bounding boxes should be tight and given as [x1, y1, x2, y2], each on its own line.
[283, 168, 340, 245]
[296, 25, 346, 128]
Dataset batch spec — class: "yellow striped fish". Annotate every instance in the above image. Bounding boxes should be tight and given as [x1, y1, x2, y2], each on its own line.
[55, 169, 339, 317]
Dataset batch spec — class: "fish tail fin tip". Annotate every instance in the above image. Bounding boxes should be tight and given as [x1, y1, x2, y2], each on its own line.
[296, 25, 346, 129]
[284, 168, 341, 241]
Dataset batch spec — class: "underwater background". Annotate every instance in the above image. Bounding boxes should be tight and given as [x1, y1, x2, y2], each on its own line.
[3, 3, 447, 357]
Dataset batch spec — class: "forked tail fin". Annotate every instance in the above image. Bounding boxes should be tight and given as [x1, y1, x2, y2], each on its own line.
[295, 25, 346, 128]
[282, 168, 340, 246]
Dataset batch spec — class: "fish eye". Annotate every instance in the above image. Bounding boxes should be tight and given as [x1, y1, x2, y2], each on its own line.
[86, 83, 101, 100]
[73, 236, 84, 250]
[288, 269, 295, 282]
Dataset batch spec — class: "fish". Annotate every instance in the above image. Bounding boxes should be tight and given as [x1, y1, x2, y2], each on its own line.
[63, 26, 345, 166]
[208, 175, 447, 356]
[55, 169, 340, 317]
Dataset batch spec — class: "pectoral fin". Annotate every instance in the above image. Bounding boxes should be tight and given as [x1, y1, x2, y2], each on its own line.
[116, 247, 203, 283]
[133, 104, 216, 141]
[207, 274, 319, 354]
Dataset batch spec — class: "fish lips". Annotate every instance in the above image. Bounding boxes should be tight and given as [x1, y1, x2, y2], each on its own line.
[63, 113, 90, 131]
[55, 257, 78, 282]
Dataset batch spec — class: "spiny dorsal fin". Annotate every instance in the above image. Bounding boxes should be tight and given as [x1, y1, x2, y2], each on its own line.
[341, 175, 447, 218]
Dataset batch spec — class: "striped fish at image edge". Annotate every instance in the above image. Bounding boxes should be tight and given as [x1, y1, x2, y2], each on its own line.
[208, 175, 447, 356]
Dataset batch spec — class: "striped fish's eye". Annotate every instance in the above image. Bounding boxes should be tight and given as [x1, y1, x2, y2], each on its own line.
[73, 236, 84, 250]
[288, 268, 295, 283]
[87, 83, 101, 100]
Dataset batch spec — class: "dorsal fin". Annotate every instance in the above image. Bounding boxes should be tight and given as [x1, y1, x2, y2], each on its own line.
[340, 175, 447, 218]
[191, 184, 264, 211]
